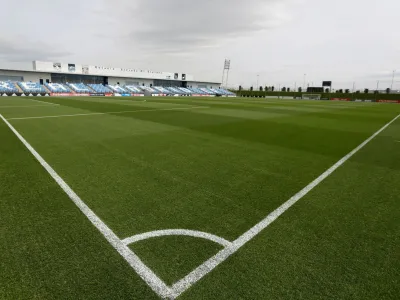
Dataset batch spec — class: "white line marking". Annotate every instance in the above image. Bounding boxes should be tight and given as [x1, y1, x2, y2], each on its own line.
[0, 114, 172, 299]
[123, 230, 233, 248]
[7, 106, 209, 120]
[169, 113, 400, 298]
[0, 104, 58, 109]
[2, 110, 398, 299]
[26, 98, 60, 105]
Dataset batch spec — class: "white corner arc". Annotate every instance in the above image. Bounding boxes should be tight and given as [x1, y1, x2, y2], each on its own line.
[122, 229, 233, 248]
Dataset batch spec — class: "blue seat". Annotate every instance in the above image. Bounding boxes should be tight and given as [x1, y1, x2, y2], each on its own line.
[0, 81, 19, 93]
[107, 85, 127, 93]
[45, 83, 71, 93]
[67, 83, 91, 93]
[88, 84, 112, 93]
[18, 82, 46, 93]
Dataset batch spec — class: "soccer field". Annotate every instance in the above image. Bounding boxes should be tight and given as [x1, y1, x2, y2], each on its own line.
[1, 96, 399, 299]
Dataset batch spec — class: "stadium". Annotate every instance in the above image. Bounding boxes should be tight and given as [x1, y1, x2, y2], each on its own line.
[1, 1, 400, 300]
[0, 61, 235, 97]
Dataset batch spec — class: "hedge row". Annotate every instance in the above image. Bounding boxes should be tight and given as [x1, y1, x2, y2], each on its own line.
[235, 91, 400, 100]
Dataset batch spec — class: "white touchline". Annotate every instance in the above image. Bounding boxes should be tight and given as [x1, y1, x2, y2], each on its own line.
[6, 106, 209, 120]
[0, 114, 172, 299]
[1, 110, 399, 300]
[0, 104, 58, 109]
[169, 113, 400, 298]
[26, 98, 60, 105]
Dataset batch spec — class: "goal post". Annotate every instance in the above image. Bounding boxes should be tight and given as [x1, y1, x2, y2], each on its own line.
[302, 94, 321, 100]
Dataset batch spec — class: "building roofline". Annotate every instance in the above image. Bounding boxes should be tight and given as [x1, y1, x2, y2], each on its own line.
[0, 68, 220, 84]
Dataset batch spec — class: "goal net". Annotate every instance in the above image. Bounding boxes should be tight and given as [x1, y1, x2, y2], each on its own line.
[302, 94, 321, 100]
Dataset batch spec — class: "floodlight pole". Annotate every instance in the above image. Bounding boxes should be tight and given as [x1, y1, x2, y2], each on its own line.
[221, 59, 231, 88]
[256, 75, 259, 89]
[391, 70, 396, 90]
[303, 74, 306, 89]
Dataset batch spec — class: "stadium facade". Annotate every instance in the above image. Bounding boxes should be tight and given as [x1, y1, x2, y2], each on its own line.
[0, 60, 220, 89]
[0, 61, 235, 97]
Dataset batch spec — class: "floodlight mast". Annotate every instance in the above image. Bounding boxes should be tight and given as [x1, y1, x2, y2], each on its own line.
[221, 59, 231, 88]
[391, 70, 396, 90]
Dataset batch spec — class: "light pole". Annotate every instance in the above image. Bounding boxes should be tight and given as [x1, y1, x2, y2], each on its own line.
[391, 70, 396, 90]
[256, 75, 259, 90]
[303, 74, 306, 89]
[376, 80, 379, 91]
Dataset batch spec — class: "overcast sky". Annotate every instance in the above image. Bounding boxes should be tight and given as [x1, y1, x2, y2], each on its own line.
[1, 0, 399, 89]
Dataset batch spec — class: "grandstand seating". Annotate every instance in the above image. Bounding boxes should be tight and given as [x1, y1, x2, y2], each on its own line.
[189, 88, 207, 95]
[166, 87, 184, 94]
[18, 82, 47, 93]
[125, 85, 144, 93]
[45, 83, 71, 93]
[210, 88, 235, 96]
[140, 86, 157, 93]
[67, 83, 92, 93]
[88, 84, 111, 93]
[200, 88, 216, 95]
[0, 81, 19, 93]
[153, 87, 171, 94]
[107, 85, 128, 93]
[178, 87, 193, 94]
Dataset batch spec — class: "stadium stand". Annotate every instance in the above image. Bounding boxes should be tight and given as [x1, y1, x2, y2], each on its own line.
[88, 84, 112, 93]
[188, 87, 207, 95]
[0, 81, 19, 93]
[67, 83, 92, 93]
[166, 87, 184, 94]
[153, 86, 171, 94]
[107, 85, 128, 93]
[125, 85, 144, 94]
[200, 88, 216, 95]
[18, 82, 47, 93]
[178, 87, 193, 94]
[45, 83, 71, 93]
[138, 86, 158, 94]
[210, 88, 235, 96]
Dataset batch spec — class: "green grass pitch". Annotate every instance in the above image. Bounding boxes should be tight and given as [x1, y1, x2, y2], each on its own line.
[1, 96, 399, 299]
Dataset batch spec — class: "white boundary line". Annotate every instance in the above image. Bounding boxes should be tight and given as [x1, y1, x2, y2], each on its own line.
[0, 114, 172, 299]
[0, 104, 58, 109]
[26, 98, 59, 105]
[169, 113, 400, 298]
[6, 106, 209, 120]
[1, 111, 398, 299]
[122, 230, 233, 248]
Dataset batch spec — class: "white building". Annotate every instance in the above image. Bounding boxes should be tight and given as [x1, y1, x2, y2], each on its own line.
[0, 60, 221, 89]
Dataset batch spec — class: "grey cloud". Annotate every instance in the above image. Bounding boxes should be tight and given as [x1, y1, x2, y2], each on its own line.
[0, 38, 71, 62]
[112, 0, 292, 53]
[365, 70, 400, 79]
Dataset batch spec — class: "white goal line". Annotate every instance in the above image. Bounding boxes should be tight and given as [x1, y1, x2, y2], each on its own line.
[6, 106, 209, 121]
